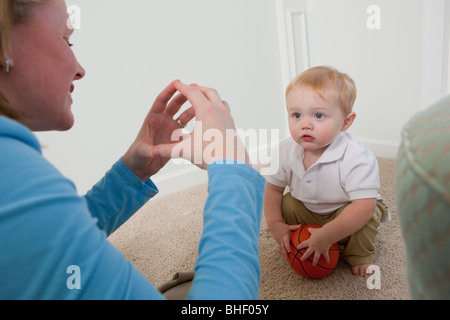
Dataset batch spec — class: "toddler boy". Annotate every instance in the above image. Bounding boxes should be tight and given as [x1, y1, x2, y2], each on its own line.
[264, 66, 389, 276]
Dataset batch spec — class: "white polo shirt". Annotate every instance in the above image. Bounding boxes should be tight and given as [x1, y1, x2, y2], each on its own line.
[267, 132, 382, 214]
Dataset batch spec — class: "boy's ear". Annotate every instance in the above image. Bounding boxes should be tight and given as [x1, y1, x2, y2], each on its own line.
[341, 112, 356, 131]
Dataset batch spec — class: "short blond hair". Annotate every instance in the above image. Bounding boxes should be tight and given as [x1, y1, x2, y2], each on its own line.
[286, 66, 357, 115]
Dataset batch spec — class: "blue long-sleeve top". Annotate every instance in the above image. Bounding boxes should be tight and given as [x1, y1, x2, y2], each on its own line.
[0, 115, 265, 299]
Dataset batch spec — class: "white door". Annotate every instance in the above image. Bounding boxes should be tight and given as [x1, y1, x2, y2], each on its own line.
[276, 0, 309, 138]
[276, 0, 309, 91]
[421, 0, 450, 109]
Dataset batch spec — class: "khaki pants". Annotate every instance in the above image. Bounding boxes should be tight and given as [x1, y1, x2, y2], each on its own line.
[281, 193, 388, 266]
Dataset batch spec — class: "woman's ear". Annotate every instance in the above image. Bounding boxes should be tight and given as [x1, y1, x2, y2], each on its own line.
[341, 112, 356, 131]
[1, 58, 13, 73]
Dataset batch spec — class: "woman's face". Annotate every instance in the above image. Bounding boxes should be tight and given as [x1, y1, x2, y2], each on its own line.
[1, 0, 85, 131]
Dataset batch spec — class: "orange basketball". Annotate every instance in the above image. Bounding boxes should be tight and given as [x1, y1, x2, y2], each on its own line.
[288, 225, 340, 279]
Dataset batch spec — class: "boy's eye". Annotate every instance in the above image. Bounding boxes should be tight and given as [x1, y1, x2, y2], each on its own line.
[293, 113, 301, 119]
[315, 113, 324, 119]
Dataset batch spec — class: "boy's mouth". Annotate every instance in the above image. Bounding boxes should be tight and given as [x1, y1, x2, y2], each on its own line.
[301, 134, 314, 142]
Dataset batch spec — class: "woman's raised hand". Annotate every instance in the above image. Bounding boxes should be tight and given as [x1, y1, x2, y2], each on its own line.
[151, 81, 250, 169]
[122, 80, 195, 181]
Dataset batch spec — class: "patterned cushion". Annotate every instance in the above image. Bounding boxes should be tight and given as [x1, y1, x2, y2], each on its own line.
[396, 95, 450, 299]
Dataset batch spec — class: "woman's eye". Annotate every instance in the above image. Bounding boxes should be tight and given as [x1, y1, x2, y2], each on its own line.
[64, 37, 74, 47]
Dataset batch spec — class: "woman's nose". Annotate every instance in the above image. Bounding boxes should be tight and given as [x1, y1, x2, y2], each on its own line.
[74, 61, 86, 80]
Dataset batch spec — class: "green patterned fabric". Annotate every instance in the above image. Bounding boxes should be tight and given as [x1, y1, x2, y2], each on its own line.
[396, 95, 450, 299]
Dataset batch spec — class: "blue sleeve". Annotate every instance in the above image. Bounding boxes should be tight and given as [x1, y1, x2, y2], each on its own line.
[83, 159, 158, 235]
[0, 134, 164, 299]
[1, 121, 265, 299]
[187, 161, 266, 300]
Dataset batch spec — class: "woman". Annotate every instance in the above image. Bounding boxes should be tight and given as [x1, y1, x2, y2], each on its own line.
[0, 0, 265, 299]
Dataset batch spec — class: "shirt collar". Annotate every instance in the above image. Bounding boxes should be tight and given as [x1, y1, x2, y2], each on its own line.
[289, 132, 348, 177]
[0, 115, 42, 153]
[318, 132, 348, 164]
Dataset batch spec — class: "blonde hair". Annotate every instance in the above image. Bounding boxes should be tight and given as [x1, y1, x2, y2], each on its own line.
[286, 66, 357, 115]
[0, 0, 44, 119]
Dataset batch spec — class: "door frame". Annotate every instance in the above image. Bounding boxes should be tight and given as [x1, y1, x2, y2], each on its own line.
[421, 0, 450, 109]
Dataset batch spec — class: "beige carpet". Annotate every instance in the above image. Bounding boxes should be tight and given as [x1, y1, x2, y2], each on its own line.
[108, 158, 410, 300]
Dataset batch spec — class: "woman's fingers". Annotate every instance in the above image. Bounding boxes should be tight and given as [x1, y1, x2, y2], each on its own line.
[174, 81, 210, 110]
[150, 81, 248, 168]
[175, 106, 195, 128]
[198, 86, 223, 106]
[165, 92, 189, 117]
[150, 80, 180, 114]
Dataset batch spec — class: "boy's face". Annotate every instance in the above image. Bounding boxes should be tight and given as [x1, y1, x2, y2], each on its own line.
[286, 86, 355, 157]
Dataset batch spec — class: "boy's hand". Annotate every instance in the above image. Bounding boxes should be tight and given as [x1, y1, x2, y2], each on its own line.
[297, 227, 333, 266]
[269, 222, 301, 260]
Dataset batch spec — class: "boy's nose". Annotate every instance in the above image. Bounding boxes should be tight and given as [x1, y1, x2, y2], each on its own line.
[301, 118, 313, 129]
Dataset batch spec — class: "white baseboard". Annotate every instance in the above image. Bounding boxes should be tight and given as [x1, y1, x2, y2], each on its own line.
[150, 143, 275, 198]
[152, 163, 207, 198]
[359, 138, 399, 159]
[151, 139, 398, 198]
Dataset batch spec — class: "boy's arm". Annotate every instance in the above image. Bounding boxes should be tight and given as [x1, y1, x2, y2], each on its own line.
[264, 182, 300, 260]
[321, 198, 376, 244]
[299, 198, 376, 265]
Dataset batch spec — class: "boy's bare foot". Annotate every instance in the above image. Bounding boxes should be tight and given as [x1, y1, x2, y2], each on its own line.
[351, 264, 375, 276]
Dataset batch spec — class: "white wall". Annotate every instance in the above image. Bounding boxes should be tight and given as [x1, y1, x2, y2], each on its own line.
[36, 0, 438, 197]
[304, 0, 423, 157]
[37, 0, 285, 195]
